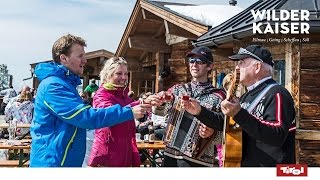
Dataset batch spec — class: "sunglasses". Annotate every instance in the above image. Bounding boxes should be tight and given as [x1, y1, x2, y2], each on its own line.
[238, 48, 264, 62]
[188, 57, 207, 65]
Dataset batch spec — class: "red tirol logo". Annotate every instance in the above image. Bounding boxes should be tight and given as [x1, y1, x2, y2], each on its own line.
[277, 164, 308, 176]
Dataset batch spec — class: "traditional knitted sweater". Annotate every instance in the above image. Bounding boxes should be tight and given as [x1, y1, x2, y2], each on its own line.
[164, 80, 225, 166]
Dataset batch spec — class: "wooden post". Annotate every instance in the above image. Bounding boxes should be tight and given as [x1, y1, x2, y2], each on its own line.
[83, 75, 89, 92]
[155, 52, 164, 93]
[286, 42, 301, 164]
[212, 70, 217, 87]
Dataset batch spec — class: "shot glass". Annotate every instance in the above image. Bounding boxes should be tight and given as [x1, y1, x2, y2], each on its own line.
[135, 133, 141, 142]
[182, 94, 190, 101]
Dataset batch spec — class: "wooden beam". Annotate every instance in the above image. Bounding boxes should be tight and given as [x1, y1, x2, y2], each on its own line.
[164, 20, 198, 39]
[154, 23, 165, 38]
[126, 57, 141, 71]
[139, 51, 147, 61]
[128, 35, 171, 53]
[285, 43, 301, 123]
[142, 8, 162, 23]
[142, 61, 156, 67]
[83, 75, 89, 92]
[115, 2, 142, 56]
[165, 33, 188, 45]
[296, 129, 320, 141]
[140, 0, 208, 36]
[85, 49, 114, 59]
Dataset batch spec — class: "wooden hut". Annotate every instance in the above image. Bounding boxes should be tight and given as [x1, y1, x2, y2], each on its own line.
[115, 0, 242, 99]
[194, 0, 320, 166]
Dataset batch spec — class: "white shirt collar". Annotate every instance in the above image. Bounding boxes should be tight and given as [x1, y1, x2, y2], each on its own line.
[247, 76, 272, 91]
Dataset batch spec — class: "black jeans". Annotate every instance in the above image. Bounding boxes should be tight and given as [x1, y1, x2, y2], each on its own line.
[162, 155, 205, 167]
[0, 102, 7, 115]
[154, 128, 165, 140]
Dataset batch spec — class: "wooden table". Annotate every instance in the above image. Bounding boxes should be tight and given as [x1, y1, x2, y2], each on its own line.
[137, 141, 165, 167]
[0, 139, 31, 149]
[0, 123, 31, 128]
[0, 123, 31, 140]
[137, 140, 165, 150]
[0, 139, 31, 167]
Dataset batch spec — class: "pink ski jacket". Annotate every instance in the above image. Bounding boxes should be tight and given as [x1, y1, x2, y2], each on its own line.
[88, 84, 140, 167]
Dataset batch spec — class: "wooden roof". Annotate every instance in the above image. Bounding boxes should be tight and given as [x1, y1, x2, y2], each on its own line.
[115, 0, 209, 60]
[85, 49, 114, 60]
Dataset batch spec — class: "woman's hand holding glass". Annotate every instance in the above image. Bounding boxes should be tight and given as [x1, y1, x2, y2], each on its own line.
[143, 94, 164, 106]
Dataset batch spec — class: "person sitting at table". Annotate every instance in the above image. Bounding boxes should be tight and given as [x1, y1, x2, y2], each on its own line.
[136, 92, 153, 140]
[88, 57, 162, 167]
[0, 85, 17, 115]
[4, 91, 34, 136]
[4, 85, 31, 114]
[0, 149, 9, 160]
[151, 105, 166, 140]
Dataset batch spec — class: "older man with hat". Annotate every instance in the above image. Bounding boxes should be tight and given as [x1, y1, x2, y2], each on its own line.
[180, 44, 296, 167]
[161, 46, 226, 167]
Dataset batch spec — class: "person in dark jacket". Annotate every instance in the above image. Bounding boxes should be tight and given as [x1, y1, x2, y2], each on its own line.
[181, 45, 296, 167]
[30, 34, 152, 167]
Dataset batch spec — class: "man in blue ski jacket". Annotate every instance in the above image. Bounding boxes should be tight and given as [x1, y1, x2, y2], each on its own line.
[30, 34, 156, 167]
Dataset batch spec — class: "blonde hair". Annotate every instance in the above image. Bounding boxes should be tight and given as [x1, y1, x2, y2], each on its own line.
[99, 57, 128, 83]
[18, 91, 32, 102]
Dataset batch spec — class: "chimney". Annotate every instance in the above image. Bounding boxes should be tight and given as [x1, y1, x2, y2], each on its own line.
[229, 0, 237, 6]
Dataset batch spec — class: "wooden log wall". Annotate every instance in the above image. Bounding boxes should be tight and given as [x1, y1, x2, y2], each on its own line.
[298, 42, 320, 166]
[165, 41, 237, 90]
[210, 48, 236, 88]
[163, 40, 192, 90]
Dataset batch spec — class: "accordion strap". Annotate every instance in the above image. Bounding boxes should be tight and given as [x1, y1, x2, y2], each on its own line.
[183, 82, 224, 100]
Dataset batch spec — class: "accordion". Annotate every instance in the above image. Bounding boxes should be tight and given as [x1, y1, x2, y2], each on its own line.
[164, 99, 211, 158]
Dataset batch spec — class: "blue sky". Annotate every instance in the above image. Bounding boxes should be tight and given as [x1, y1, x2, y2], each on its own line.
[0, 0, 257, 91]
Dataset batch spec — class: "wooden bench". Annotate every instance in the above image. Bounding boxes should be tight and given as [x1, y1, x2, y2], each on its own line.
[0, 160, 29, 167]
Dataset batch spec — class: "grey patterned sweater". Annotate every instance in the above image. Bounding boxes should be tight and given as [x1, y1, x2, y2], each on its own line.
[163, 80, 225, 166]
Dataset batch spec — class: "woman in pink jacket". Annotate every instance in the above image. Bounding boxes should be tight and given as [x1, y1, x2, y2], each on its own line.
[88, 57, 161, 167]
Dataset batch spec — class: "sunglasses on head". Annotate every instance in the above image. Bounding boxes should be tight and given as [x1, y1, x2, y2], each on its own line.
[112, 57, 125, 63]
[188, 57, 207, 65]
[109, 57, 126, 66]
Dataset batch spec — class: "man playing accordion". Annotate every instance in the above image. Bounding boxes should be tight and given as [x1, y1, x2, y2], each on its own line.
[161, 46, 226, 167]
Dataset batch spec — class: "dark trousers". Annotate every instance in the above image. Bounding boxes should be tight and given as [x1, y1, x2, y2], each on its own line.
[0, 102, 7, 115]
[162, 155, 205, 167]
[154, 128, 165, 140]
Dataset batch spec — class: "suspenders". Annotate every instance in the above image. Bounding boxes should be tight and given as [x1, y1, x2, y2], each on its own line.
[245, 83, 277, 113]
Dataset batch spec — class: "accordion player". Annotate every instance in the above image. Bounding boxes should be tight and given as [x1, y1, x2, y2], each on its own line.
[162, 82, 226, 167]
